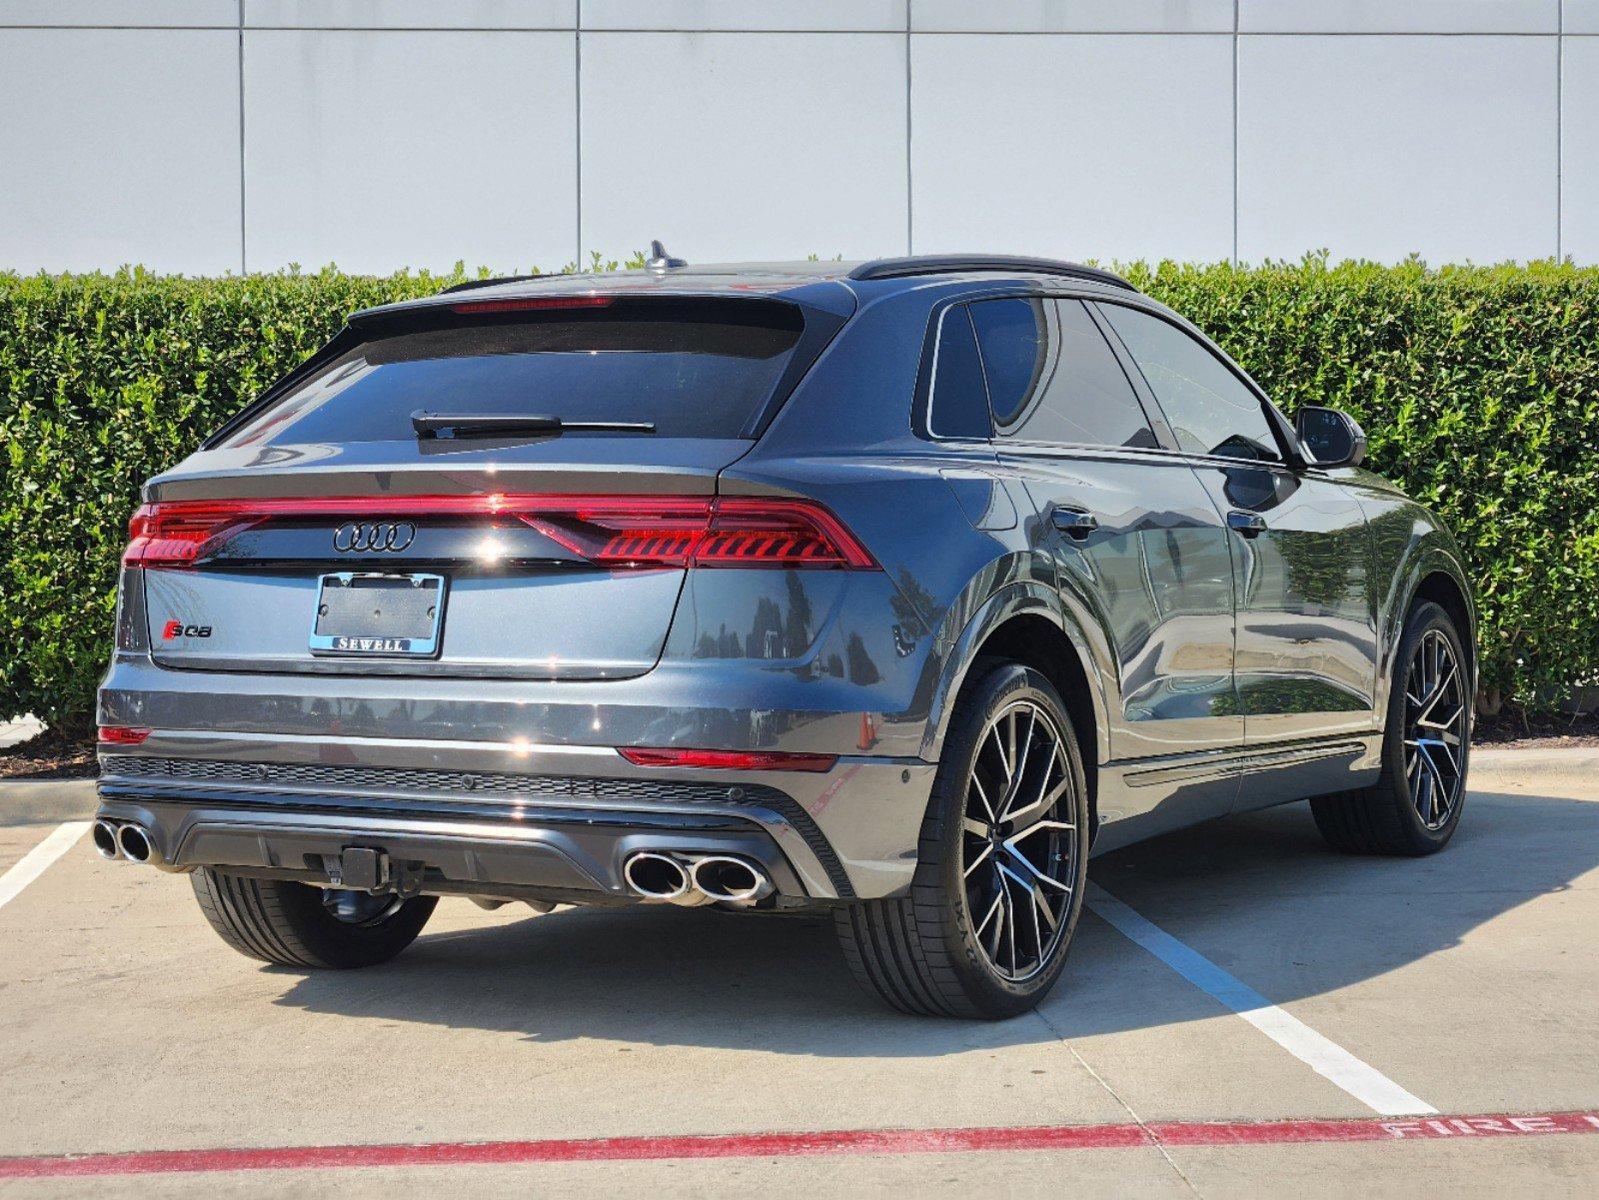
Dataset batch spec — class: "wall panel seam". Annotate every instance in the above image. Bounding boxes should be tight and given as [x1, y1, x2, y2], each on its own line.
[1557, 6, 1564, 259]
[237, 0, 246, 273]
[905, 0, 912, 254]
[1232, 0, 1239, 265]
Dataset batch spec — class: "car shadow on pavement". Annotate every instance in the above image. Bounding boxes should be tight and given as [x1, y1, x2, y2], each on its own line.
[271, 788, 1598, 1053]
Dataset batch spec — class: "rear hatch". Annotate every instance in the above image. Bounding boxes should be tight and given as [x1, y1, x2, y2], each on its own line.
[134, 293, 849, 680]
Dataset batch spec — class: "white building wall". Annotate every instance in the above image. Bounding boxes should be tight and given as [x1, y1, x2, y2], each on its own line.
[0, 1, 1592, 273]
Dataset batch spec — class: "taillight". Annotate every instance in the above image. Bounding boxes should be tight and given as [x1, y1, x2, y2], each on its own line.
[97, 726, 152, 745]
[123, 503, 265, 568]
[619, 747, 837, 773]
[118, 494, 876, 571]
[521, 497, 877, 570]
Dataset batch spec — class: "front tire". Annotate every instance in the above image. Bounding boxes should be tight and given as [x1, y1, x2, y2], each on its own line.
[835, 662, 1090, 1018]
[1311, 600, 1470, 855]
[190, 868, 437, 969]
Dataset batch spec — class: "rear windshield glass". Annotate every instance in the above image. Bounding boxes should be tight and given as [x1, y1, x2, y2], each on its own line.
[222, 298, 806, 446]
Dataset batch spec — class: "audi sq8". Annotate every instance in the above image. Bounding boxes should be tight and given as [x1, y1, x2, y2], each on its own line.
[94, 253, 1474, 1017]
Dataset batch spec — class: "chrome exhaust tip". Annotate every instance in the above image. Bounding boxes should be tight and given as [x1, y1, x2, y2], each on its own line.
[623, 852, 693, 903]
[115, 823, 154, 864]
[690, 856, 773, 905]
[91, 820, 121, 861]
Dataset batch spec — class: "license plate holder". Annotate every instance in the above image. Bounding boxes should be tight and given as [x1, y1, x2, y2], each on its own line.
[309, 572, 446, 658]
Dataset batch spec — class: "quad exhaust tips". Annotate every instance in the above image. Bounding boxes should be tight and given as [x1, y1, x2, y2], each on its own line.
[93, 819, 157, 864]
[622, 851, 773, 907]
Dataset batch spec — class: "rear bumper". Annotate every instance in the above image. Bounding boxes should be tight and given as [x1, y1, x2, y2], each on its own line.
[95, 734, 936, 901]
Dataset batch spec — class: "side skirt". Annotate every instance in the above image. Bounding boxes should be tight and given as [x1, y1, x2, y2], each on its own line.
[1091, 733, 1383, 855]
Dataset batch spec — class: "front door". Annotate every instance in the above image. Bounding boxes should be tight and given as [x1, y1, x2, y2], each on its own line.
[1093, 301, 1380, 804]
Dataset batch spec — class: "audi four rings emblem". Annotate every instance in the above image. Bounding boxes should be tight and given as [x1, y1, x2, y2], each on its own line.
[332, 521, 417, 553]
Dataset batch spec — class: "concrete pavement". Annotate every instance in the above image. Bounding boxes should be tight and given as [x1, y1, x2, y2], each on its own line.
[1, 752, 1595, 1196]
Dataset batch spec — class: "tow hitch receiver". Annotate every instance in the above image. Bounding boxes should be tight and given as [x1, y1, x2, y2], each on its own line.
[326, 847, 389, 892]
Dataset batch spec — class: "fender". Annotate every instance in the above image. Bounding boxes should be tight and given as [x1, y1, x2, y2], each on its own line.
[1374, 521, 1478, 717]
[918, 577, 1112, 768]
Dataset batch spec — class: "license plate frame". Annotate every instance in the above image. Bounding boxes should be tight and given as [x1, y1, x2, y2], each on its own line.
[308, 571, 447, 658]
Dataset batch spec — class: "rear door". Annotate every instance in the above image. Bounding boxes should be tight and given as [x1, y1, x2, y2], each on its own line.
[1093, 302, 1379, 760]
[969, 296, 1243, 819]
[134, 295, 835, 681]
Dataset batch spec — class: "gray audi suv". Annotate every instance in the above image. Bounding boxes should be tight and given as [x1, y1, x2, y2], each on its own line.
[94, 253, 1474, 1018]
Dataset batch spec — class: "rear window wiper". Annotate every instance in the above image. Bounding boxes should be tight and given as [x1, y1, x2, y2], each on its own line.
[411, 411, 656, 439]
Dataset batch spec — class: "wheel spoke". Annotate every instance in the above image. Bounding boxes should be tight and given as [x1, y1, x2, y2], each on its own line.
[999, 862, 1042, 961]
[1419, 745, 1449, 806]
[1414, 750, 1435, 821]
[1004, 837, 1073, 894]
[976, 888, 1003, 938]
[964, 841, 994, 878]
[1023, 870, 1061, 933]
[962, 816, 989, 839]
[969, 770, 998, 824]
[1003, 759, 1066, 829]
[1000, 870, 1018, 975]
[1418, 665, 1457, 725]
[1009, 707, 1036, 806]
[984, 725, 1008, 792]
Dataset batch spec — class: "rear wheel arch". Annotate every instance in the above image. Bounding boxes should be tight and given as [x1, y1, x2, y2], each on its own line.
[923, 592, 1106, 845]
[968, 616, 1101, 842]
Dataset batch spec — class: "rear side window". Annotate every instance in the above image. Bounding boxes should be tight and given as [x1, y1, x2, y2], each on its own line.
[222, 298, 806, 447]
[968, 297, 1157, 450]
[926, 305, 992, 439]
[1096, 303, 1281, 463]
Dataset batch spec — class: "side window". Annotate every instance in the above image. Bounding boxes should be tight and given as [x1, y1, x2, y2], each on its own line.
[968, 297, 1157, 450]
[1097, 303, 1282, 462]
[926, 305, 992, 440]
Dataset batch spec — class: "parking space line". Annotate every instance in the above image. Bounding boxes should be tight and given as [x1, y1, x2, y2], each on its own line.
[0, 821, 91, 914]
[1085, 884, 1436, 1117]
[2, 1111, 1593, 1179]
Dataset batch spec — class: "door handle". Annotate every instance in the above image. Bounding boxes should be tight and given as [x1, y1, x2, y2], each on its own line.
[1227, 510, 1268, 538]
[1051, 508, 1099, 539]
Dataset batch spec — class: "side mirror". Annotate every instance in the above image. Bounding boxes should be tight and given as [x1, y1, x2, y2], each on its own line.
[1294, 406, 1367, 469]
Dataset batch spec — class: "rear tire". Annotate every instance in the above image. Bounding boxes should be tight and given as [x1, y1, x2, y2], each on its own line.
[1311, 600, 1470, 856]
[835, 661, 1090, 1019]
[190, 868, 437, 969]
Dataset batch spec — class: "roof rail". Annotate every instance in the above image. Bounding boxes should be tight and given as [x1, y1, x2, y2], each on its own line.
[848, 255, 1135, 291]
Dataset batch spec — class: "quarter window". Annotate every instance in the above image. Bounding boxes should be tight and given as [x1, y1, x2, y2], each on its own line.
[927, 305, 992, 440]
[1097, 304, 1281, 462]
[968, 297, 1157, 450]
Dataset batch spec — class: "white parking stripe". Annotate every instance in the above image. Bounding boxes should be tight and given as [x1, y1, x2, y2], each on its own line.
[0, 822, 91, 914]
[1086, 882, 1437, 1117]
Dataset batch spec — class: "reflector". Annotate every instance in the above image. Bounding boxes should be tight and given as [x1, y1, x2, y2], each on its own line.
[619, 747, 838, 773]
[97, 726, 152, 745]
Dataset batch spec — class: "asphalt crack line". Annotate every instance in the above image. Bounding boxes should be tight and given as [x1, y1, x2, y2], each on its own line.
[1032, 1000, 1204, 1197]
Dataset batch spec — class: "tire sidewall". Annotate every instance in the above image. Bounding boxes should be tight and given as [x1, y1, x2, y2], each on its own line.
[932, 663, 1090, 1018]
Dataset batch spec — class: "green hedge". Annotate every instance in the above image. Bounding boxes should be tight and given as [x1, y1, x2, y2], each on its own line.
[3, 257, 1597, 737]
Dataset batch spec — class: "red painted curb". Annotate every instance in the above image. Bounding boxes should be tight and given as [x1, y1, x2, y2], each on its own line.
[2, 1112, 1595, 1179]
